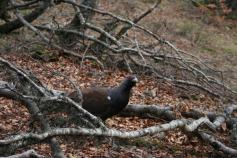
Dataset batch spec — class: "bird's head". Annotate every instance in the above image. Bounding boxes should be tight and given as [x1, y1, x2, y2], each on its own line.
[121, 75, 138, 90]
[127, 75, 138, 84]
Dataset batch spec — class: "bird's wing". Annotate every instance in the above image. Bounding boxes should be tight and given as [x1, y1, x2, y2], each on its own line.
[81, 88, 111, 116]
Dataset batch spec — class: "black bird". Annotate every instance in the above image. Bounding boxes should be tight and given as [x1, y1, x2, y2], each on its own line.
[68, 76, 138, 120]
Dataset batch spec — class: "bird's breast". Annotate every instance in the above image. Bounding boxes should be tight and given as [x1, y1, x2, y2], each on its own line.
[110, 93, 129, 109]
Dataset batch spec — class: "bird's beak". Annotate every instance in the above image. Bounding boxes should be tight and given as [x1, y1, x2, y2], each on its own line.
[132, 77, 138, 83]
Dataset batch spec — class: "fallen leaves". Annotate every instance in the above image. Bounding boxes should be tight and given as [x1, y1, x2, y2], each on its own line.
[0, 53, 229, 157]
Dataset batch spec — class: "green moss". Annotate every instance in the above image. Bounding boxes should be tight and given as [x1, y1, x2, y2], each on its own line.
[140, 0, 158, 4]
[214, 36, 237, 55]
[175, 20, 200, 37]
[30, 44, 58, 62]
[168, 145, 182, 153]
[175, 20, 211, 45]
[19, 9, 32, 15]
[202, 46, 216, 53]
[116, 137, 163, 149]
[227, 13, 237, 20]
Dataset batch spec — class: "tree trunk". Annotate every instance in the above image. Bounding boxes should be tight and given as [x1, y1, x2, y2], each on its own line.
[59, 0, 98, 48]
[0, 0, 10, 22]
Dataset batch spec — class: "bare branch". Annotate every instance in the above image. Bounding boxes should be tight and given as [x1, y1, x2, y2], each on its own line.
[1, 150, 45, 158]
[0, 119, 189, 145]
[200, 132, 237, 156]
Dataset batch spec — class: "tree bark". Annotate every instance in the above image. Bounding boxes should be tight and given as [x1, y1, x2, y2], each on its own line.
[0, 0, 10, 22]
[59, 0, 98, 48]
[0, 1, 50, 34]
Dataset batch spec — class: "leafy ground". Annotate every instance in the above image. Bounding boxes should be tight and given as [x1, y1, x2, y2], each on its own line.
[0, 0, 237, 157]
[0, 53, 221, 157]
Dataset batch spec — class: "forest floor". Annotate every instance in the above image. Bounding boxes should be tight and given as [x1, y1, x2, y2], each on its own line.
[0, 0, 237, 157]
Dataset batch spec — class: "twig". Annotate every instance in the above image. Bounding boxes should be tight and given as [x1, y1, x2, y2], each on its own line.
[0, 119, 189, 144]
[200, 132, 237, 156]
[80, 44, 90, 68]
[12, 7, 103, 67]
[0, 149, 45, 158]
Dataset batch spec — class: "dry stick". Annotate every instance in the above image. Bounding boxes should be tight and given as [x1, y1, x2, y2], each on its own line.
[0, 87, 65, 157]
[224, 104, 237, 146]
[63, 97, 106, 128]
[46, 28, 151, 59]
[3, 0, 235, 153]
[74, 2, 122, 48]
[185, 117, 216, 132]
[198, 109, 237, 156]
[65, 0, 237, 97]
[7, 0, 40, 10]
[2, 5, 65, 155]
[62, 0, 163, 39]
[62, 0, 164, 42]
[121, 104, 175, 121]
[128, 55, 221, 98]
[38, 26, 227, 97]
[0, 80, 105, 129]
[68, 0, 122, 47]
[225, 104, 237, 116]
[199, 132, 237, 156]
[179, 49, 223, 75]
[134, 33, 146, 66]
[12, 4, 103, 67]
[0, 119, 189, 144]
[181, 105, 237, 128]
[0, 60, 103, 154]
[165, 41, 237, 95]
[185, 115, 237, 156]
[184, 104, 237, 156]
[52, 71, 83, 106]
[0, 117, 224, 145]
[29, 94, 106, 129]
[0, 59, 65, 158]
[85, 22, 122, 47]
[0, 149, 45, 158]
[0, 0, 49, 34]
[174, 59, 230, 97]
[151, 38, 228, 96]
[69, 1, 121, 46]
[11, 1, 235, 98]
[1, 79, 234, 155]
[34, 26, 124, 54]
[71, 0, 85, 25]
[115, 0, 162, 40]
[166, 42, 216, 87]
[80, 44, 90, 69]
[0, 58, 48, 96]
[143, 55, 221, 98]
[63, 0, 161, 50]
[88, 0, 233, 96]
[123, 54, 133, 73]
